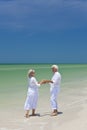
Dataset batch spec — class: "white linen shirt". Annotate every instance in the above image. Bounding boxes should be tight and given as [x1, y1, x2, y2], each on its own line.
[50, 72, 61, 89]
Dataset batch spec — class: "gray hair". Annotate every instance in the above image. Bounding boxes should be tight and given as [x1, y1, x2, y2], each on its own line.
[28, 69, 35, 77]
[51, 64, 58, 70]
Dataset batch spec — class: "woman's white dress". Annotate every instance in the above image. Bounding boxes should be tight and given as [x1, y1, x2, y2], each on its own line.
[24, 77, 40, 110]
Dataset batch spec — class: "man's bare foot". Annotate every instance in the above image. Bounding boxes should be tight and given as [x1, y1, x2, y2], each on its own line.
[50, 110, 58, 116]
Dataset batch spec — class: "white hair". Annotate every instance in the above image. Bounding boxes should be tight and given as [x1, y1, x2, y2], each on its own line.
[28, 69, 35, 76]
[51, 64, 58, 70]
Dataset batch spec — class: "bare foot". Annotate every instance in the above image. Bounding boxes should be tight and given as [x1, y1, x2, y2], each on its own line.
[24, 114, 29, 118]
[50, 112, 58, 116]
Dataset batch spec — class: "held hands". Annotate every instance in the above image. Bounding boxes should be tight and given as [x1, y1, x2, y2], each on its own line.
[39, 80, 47, 85]
[39, 79, 53, 85]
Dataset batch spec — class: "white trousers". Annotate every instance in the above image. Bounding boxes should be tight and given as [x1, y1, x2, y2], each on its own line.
[50, 87, 59, 110]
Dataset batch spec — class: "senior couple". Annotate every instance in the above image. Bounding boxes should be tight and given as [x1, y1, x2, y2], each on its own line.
[24, 64, 61, 118]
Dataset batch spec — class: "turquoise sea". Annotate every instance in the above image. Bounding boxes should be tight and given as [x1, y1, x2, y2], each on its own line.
[0, 64, 87, 110]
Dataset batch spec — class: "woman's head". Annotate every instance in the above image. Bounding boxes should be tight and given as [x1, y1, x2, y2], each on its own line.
[28, 69, 35, 77]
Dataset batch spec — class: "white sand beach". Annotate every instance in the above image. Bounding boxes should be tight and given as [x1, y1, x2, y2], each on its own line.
[0, 80, 87, 130]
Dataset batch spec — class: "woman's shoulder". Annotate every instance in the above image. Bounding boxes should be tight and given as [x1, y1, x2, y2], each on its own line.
[30, 76, 36, 81]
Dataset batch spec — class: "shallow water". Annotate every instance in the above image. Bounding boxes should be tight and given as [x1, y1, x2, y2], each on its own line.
[0, 63, 87, 100]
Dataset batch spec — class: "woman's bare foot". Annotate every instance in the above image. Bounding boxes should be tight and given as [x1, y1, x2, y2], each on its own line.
[24, 114, 29, 118]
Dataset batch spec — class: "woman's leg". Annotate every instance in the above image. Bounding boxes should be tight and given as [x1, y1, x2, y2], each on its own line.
[25, 110, 30, 118]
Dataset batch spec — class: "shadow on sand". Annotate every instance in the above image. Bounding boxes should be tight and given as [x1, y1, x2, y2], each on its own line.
[28, 111, 63, 118]
[40, 111, 63, 117]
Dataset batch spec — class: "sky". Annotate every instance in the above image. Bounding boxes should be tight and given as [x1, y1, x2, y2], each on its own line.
[0, 0, 87, 64]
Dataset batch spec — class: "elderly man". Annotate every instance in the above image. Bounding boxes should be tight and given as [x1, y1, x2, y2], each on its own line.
[44, 64, 61, 116]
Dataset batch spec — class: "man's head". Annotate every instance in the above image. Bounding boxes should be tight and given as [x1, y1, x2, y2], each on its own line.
[51, 64, 58, 72]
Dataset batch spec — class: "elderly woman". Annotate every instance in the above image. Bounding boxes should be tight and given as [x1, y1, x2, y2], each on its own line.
[24, 69, 44, 118]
